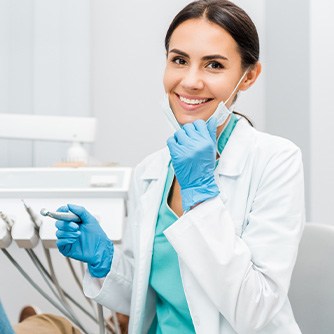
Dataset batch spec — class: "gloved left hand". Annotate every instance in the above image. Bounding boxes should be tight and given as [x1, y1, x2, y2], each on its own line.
[55, 204, 114, 278]
[167, 117, 220, 211]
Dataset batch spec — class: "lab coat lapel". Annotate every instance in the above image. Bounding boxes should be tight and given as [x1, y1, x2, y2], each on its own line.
[136, 150, 169, 274]
[132, 149, 170, 332]
[138, 148, 170, 252]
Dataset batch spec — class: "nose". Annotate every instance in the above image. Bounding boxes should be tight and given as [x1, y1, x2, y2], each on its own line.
[181, 67, 204, 91]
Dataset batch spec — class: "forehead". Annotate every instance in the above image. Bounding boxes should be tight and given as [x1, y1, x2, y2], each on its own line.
[168, 18, 239, 57]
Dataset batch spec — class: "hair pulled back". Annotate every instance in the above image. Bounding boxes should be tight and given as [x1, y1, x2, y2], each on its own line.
[165, 0, 259, 70]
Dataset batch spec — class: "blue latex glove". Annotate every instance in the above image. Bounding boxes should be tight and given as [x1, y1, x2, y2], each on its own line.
[55, 204, 114, 278]
[167, 117, 220, 211]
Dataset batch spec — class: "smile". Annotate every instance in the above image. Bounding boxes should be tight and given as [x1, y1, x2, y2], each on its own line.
[176, 94, 213, 106]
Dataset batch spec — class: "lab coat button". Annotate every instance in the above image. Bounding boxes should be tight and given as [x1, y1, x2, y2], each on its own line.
[193, 316, 200, 327]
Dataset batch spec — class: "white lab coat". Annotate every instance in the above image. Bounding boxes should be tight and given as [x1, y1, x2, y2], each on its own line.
[83, 118, 305, 334]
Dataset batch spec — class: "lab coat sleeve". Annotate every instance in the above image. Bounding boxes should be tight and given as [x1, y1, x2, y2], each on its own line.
[83, 169, 139, 315]
[164, 145, 305, 333]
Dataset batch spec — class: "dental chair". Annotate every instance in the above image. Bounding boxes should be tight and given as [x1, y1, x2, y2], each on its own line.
[289, 223, 334, 334]
[0, 300, 15, 334]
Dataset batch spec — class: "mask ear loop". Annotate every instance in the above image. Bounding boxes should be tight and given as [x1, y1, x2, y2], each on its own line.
[224, 67, 251, 108]
[213, 67, 250, 155]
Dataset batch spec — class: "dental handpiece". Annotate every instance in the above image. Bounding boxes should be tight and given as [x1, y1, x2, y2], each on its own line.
[22, 199, 42, 228]
[40, 208, 81, 223]
[0, 211, 15, 228]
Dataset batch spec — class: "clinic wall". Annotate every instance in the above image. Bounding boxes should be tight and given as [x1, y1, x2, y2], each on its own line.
[265, 0, 311, 219]
[91, 0, 266, 168]
[0, 1, 34, 166]
[309, 0, 334, 224]
[0, 0, 91, 167]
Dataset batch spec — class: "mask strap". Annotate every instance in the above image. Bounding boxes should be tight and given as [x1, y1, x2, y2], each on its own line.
[224, 67, 250, 106]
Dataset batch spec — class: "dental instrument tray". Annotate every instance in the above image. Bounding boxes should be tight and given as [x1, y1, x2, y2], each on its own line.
[0, 167, 131, 198]
[0, 167, 132, 244]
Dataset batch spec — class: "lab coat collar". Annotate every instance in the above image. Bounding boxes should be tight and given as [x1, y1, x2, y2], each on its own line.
[216, 118, 256, 176]
[140, 118, 255, 181]
[140, 148, 170, 181]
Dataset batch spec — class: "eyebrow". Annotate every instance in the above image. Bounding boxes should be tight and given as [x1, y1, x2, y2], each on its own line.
[169, 48, 229, 61]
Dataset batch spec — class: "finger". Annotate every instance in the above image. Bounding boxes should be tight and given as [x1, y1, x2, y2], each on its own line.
[206, 117, 218, 142]
[67, 204, 93, 222]
[174, 129, 189, 145]
[55, 220, 79, 232]
[192, 119, 209, 136]
[167, 137, 182, 157]
[182, 123, 197, 137]
[56, 230, 81, 240]
[56, 239, 76, 248]
[167, 136, 177, 149]
[56, 206, 69, 213]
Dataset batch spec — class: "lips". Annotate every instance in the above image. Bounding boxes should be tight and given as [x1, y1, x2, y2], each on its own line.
[175, 93, 213, 111]
[177, 93, 213, 104]
[179, 95, 209, 105]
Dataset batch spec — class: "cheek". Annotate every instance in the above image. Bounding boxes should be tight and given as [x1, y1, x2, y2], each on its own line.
[163, 66, 180, 92]
[206, 76, 235, 100]
[162, 71, 169, 92]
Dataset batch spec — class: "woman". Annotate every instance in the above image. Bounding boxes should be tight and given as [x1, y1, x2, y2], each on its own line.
[56, 1, 305, 333]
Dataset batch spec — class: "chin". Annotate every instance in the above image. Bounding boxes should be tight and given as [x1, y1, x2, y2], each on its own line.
[176, 114, 210, 125]
[176, 115, 197, 125]
[172, 108, 213, 125]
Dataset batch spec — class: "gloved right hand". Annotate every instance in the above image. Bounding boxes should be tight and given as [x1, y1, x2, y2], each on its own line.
[55, 204, 114, 278]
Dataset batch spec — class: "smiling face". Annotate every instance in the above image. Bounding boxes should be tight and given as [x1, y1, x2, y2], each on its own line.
[163, 18, 249, 125]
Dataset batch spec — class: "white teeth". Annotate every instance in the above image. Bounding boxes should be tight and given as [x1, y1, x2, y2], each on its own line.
[179, 95, 209, 105]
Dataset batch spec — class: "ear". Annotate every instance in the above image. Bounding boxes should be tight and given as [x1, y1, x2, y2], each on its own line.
[239, 62, 262, 91]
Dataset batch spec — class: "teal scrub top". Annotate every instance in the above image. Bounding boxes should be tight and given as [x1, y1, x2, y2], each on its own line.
[149, 114, 238, 334]
[0, 301, 15, 334]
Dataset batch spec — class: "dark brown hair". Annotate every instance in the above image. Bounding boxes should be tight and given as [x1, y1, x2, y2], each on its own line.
[165, 0, 259, 69]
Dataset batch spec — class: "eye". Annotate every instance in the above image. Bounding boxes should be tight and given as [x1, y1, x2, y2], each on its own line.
[171, 56, 187, 65]
[206, 61, 224, 70]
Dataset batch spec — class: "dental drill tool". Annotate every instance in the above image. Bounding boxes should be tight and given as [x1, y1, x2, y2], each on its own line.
[0, 211, 15, 229]
[0, 211, 13, 248]
[40, 208, 81, 223]
[22, 199, 43, 229]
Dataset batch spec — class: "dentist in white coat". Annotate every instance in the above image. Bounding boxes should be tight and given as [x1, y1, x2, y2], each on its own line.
[55, 1, 305, 333]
